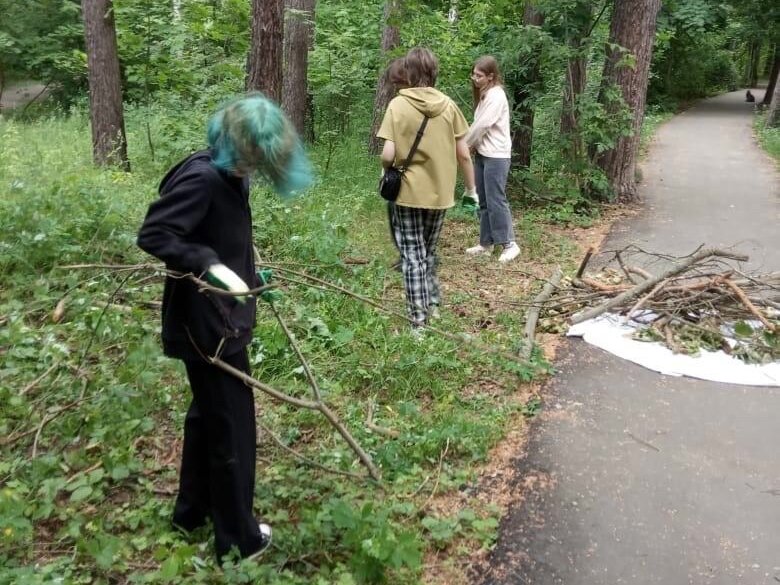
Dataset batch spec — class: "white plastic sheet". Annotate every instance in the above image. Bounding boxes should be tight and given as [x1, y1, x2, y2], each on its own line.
[567, 313, 780, 387]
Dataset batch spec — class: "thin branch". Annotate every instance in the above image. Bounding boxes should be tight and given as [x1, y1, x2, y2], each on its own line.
[521, 267, 563, 360]
[571, 248, 749, 324]
[722, 280, 776, 331]
[576, 246, 594, 278]
[20, 363, 58, 397]
[258, 422, 373, 483]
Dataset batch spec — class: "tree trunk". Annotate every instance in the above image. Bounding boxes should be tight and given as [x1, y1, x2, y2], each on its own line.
[282, 0, 315, 136]
[761, 47, 779, 107]
[560, 1, 593, 166]
[511, 2, 544, 170]
[767, 77, 780, 127]
[246, 0, 284, 102]
[748, 40, 761, 88]
[368, 0, 402, 155]
[595, 0, 661, 202]
[81, 0, 130, 171]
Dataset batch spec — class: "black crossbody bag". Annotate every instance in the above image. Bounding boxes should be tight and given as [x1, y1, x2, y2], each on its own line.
[378, 115, 429, 202]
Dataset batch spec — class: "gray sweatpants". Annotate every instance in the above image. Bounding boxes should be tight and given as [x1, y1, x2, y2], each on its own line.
[475, 154, 515, 246]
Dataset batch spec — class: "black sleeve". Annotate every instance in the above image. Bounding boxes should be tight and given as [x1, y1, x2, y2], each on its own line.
[136, 164, 220, 273]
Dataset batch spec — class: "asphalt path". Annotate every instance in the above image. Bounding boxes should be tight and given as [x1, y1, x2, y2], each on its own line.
[479, 90, 780, 585]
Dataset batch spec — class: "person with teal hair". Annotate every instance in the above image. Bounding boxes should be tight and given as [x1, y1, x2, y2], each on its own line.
[137, 92, 312, 563]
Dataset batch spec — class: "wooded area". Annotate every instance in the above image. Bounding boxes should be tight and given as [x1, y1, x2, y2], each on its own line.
[1, 1, 778, 583]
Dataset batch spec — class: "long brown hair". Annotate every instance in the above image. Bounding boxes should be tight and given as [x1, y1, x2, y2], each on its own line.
[471, 55, 503, 107]
[387, 57, 409, 90]
[404, 47, 439, 88]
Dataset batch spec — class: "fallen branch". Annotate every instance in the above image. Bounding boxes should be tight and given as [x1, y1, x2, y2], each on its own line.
[722, 280, 776, 332]
[576, 247, 594, 279]
[521, 267, 563, 360]
[267, 266, 538, 368]
[365, 402, 400, 438]
[571, 248, 749, 325]
[258, 422, 374, 482]
[20, 363, 58, 397]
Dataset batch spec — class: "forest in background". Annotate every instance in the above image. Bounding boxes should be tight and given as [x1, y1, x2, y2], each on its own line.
[1, 1, 778, 584]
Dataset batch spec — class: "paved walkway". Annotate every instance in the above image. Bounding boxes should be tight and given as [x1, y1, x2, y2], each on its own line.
[479, 90, 780, 584]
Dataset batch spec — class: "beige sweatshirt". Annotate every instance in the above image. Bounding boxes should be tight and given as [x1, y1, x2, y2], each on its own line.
[465, 85, 512, 158]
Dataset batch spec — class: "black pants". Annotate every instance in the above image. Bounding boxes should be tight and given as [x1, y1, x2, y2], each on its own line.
[172, 348, 264, 560]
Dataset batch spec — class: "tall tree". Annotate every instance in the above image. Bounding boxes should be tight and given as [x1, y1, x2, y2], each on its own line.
[767, 76, 780, 127]
[510, 2, 544, 169]
[246, 0, 284, 102]
[368, 0, 402, 155]
[282, 0, 315, 137]
[81, 0, 130, 170]
[761, 46, 779, 107]
[595, 0, 661, 201]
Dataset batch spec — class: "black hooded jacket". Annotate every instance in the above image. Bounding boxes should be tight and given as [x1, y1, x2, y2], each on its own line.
[137, 150, 259, 361]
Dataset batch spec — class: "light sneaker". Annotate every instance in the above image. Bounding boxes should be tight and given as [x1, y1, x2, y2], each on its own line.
[498, 242, 521, 263]
[410, 325, 425, 341]
[429, 306, 441, 320]
[466, 244, 490, 256]
[246, 523, 272, 561]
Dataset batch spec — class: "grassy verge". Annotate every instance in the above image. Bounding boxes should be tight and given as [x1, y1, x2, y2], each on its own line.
[754, 112, 780, 163]
[0, 105, 587, 584]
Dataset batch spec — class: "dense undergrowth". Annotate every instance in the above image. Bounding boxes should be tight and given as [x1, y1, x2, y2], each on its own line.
[0, 104, 576, 584]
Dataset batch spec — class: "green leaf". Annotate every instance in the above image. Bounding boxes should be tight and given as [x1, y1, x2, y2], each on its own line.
[70, 485, 93, 502]
[733, 321, 754, 338]
[159, 555, 180, 581]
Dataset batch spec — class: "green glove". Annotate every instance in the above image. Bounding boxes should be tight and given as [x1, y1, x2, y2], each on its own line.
[257, 268, 283, 303]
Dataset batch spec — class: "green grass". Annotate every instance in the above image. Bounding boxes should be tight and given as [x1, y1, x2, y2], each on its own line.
[754, 112, 780, 163]
[0, 105, 563, 584]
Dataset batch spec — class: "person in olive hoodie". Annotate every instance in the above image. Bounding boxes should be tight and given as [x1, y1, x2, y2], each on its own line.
[377, 47, 476, 335]
[137, 93, 311, 563]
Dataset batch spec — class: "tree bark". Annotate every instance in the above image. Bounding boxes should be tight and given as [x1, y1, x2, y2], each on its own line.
[246, 0, 284, 102]
[511, 2, 544, 170]
[747, 40, 761, 88]
[767, 75, 780, 127]
[282, 0, 315, 136]
[368, 0, 402, 155]
[81, 0, 130, 171]
[595, 0, 662, 202]
[761, 47, 779, 107]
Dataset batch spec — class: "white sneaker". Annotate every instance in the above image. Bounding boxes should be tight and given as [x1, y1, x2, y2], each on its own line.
[466, 244, 490, 256]
[429, 305, 441, 320]
[498, 242, 521, 263]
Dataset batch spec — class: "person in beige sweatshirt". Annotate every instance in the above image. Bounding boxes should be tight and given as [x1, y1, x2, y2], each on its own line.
[464, 55, 520, 264]
[377, 47, 476, 335]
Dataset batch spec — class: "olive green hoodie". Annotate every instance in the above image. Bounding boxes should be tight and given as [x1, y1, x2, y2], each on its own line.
[377, 87, 468, 209]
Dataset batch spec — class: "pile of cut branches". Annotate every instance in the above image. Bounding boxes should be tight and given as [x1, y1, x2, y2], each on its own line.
[529, 246, 779, 364]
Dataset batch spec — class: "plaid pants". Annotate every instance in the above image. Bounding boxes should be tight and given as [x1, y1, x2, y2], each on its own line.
[391, 204, 446, 325]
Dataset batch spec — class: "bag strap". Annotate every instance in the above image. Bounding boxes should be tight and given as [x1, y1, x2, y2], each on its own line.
[399, 116, 429, 172]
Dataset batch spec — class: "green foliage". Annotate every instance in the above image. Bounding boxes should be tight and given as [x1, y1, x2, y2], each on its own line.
[755, 112, 780, 161]
[0, 106, 563, 584]
[0, 0, 84, 99]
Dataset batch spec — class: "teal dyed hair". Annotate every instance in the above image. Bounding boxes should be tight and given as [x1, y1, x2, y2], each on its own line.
[207, 92, 313, 197]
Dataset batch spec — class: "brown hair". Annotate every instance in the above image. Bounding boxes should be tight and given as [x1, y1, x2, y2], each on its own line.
[471, 55, 503, 107]
[387, 57, 409, 90]
[404, 47, 439, 88]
